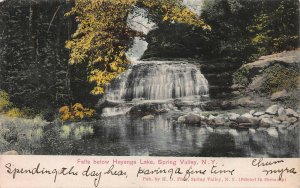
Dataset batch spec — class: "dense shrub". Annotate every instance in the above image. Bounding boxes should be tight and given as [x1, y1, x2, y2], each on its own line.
[0, 90, 35, 118]
[233, 66, 251, 86]
[0, 91, 11, 112]
[59, 103, 95, 121]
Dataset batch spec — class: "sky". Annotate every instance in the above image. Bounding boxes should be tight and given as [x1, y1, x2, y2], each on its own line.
[183, 0, 203, 15]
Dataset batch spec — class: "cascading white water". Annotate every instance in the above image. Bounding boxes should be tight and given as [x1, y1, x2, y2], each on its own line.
[101, 61, 209, 116]
[105, 61, 208, 102]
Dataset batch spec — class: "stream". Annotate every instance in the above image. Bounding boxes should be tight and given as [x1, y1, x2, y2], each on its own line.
[35, 114, 299, 157]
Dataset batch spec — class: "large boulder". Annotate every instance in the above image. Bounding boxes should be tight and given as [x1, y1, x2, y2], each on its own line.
[271, 90, 288, 101]
[227, 113, 240, 121]
[213, 117, 226, 126]
[128, 103, 167, 116]
[285, 108, 298, 117]
[178, 113, 202, 124]
[178, 115, 186, 123]
[248, 76, 266, 91]
[265, 105, 280, 115]
[241, 49, 300, 71]
[233, 49, 300, 109]
[287, 117, 298, 124]
[275, 115, 289, 122]
[277, 107, 286, 116]
[185, 113, 202, 124]
[260, 118, 273, 127]
[236, 97, 256, 107]
[236, 113, 259, 127]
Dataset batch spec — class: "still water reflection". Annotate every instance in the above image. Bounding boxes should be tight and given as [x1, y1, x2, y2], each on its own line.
[36, 115, 299, 157]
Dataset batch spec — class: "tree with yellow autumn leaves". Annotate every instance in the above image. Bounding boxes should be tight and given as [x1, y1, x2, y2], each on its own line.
[65, 0, 210, 95]
[59, 103, 95, 121]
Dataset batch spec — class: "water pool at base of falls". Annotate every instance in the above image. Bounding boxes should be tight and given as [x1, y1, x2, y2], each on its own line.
[34, 114, 299, 157]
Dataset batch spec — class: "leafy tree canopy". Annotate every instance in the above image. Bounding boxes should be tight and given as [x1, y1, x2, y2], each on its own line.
[200, 0, 298, 61]
[65, 0, 210, 95]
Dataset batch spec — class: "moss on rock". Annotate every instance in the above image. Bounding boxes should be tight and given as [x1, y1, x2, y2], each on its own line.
[261, 64, 299, 94]
[233, 66, 251, 87]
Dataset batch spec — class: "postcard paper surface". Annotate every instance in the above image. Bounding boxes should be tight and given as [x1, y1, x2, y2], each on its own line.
[0, 156, 300, 188]
[0, 0, 299, 187]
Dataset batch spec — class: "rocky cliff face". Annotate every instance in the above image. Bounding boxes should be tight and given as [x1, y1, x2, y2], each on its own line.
[199, 59, 241, 99]
[230, 49, 300, 110]
[141, 23, 206, 59]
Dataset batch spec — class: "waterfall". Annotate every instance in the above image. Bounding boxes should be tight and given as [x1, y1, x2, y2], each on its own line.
[101, 61, 209, 116]
[106, 61, 208, 102]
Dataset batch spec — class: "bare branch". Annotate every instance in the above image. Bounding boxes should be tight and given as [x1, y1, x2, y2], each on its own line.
[47, 5, 61, 32]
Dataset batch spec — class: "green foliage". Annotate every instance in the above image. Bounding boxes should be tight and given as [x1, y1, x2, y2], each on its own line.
[248, 0, 299, 57]
[200, 0, 256, 61]
[0, 91, 11, 112]
[233, 66, 251, 86]
[0, 90, 35, 118]
[65, 0, 209, 95]
[0, 0, 99, 119]
[0, 0, 77, 118]
[145, 0, 298, 62]
[0, 115, 47, 154]
[261, 64, 300, 94]
[200, 0, 299, 62]
[5, 108, 25, 118]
